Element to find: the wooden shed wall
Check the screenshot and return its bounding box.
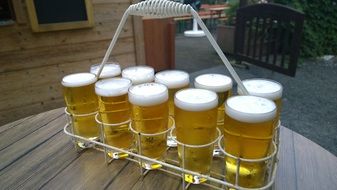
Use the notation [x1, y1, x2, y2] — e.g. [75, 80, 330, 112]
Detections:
[0, 0, 144, 125]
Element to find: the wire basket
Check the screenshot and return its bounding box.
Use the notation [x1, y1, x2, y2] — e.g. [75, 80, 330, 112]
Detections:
[63, 115, 279, 190]
[63, 0, 280, 189]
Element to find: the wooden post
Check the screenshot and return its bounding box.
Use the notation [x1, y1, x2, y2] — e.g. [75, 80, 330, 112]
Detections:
[143, 18, 175, 71]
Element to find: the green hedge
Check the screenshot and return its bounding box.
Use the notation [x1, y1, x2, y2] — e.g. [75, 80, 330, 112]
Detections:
[274, 0, 337, 58]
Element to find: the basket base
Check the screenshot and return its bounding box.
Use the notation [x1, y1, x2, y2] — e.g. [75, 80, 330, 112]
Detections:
[108, 152, 129, 159]
[167, 136, 178, 147]
[141, 161, 162, 170]
[184, 174, 207, 184]
[76, 137, 99, 150]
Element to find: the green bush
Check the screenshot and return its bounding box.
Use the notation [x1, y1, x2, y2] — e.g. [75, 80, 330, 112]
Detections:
[274, 0, 337, 58]
[225, 0, 240, 26]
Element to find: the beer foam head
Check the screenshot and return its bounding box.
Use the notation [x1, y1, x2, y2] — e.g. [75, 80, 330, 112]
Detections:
[122, 66, 154, 85]
[175, 89, 218, 111]
[95, 78, 131, 97]
[225, 96, 276, 123]
[155, 70, 190, 89]
[90, 63, 121, 79]
[62, 73, 97, 87]
[238, 78, 283, 100]
[194, 74, 233, 92]
[128, 83, 168, 106]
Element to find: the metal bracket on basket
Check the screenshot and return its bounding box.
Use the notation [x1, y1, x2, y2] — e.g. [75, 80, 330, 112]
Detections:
[95, 0, 249, 95]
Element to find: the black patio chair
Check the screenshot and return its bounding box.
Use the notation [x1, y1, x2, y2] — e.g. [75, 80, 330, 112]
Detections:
[234, 3, 304, 77]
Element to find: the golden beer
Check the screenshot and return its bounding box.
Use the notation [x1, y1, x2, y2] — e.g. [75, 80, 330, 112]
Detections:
[95, 78, 132, 158]
[238, 79, 283, 144]
[62, 73, 99, 148]
[174, 89, 218, 184]
[128, 83, 169, 169]
[224, 96, 276, 188]
[155, 70, 190, 147]
[90, 63, 121, 79]
[194, 74, 233, 135]
[122, 66, 154, 85]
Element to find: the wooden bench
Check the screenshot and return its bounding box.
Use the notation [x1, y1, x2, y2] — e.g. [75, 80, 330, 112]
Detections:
[173, 5, 228, 32]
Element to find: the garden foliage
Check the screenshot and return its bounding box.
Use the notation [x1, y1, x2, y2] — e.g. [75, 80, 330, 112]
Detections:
[274, 0, 337, 57]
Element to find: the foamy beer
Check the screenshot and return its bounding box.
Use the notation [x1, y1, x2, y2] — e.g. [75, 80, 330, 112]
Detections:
[128, 83, 169, 169]
[122, 66, 154, 85]
[62, 73, 99, 148]
[238, 78, 283, 121]
[90, 63, 121, 79]
[194, 74, 233, 135]
[224, 96, 276, 188]
[95, 78, 132, 159]
[238, 79, 283, 144]
[155, 70, 190, 116]
[175, 89, 218, 184]
[155, 70, 190, 147]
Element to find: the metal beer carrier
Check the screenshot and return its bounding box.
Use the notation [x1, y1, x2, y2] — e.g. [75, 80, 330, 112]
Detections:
[63, 0, 279, 189]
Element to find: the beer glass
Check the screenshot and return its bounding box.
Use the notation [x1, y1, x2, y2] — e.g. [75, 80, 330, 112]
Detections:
[62, 73, 99, 148]
[155, 70, 190, 147]
[95, 78, 132, 159]
[174, 89, 218, 184]
[90, 63, 121, 79]
[237, 78, 283, 142]
[194, 74, 232, 135]
[223, 95, 276, 188]
[122, 66, 154, 85]
[128, 83, 169, 169]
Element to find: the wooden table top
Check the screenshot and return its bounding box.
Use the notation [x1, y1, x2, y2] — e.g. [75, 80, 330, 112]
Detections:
[1, 107, 336, 190]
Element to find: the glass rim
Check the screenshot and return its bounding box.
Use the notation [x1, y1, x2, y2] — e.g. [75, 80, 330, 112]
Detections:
[194, 73, 233, 92]
[154, 70, 190, 89]
[95, 77, 132, 97]
[61, 72, 97, 88]
[238, 78, 283, 100]
[174, 88, 218, 112]
[128, 83, 169, 106]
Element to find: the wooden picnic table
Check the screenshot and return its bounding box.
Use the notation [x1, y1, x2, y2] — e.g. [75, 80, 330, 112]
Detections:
[1, 107, 336, 189]
[202, 4, 229, 29]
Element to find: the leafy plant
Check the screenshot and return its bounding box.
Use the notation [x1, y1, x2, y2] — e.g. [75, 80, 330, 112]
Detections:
[225, 0, 240, 26]
[274, 0, 337, 58]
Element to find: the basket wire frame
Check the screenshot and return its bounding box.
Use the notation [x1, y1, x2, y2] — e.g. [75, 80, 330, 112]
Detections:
[64, 109, 280, 190]
[128, 116, 174, 171]
[167, 116, 177, 147]
[95, 113, 132, 162]
[170, 127, 223, 186]
[95, 0, 249, 95]
[63, 0, 280, 189]
[64, 108, 99, 151]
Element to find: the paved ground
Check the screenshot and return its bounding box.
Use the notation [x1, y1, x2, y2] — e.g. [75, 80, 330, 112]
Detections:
[175, 34, 337, 156]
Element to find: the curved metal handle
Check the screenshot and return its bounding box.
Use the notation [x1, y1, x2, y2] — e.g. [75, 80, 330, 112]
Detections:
[96, 0, 249, 94]
[128, 0, 191, 17]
